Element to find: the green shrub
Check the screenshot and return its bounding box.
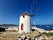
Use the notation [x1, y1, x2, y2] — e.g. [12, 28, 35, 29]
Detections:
[42, 32, 53, 37]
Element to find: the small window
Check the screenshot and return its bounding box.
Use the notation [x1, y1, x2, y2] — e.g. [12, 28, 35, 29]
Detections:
[23, 15, 25, 18]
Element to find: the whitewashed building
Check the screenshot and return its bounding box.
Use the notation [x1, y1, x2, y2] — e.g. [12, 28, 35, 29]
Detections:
[19, 12, 32, 33]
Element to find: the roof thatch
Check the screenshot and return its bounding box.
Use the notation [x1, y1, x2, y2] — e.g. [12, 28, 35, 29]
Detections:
[21, 12, 30, 16]
[21, 12, 34, 17]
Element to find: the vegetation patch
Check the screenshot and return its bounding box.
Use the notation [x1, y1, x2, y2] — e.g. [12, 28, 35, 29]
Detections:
[42, 32, 53, 37]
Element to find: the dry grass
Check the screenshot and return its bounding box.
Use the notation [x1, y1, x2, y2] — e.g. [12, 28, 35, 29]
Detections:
[0, 31, 39, 40]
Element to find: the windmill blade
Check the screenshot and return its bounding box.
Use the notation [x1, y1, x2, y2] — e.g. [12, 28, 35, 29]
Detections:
[34, 7, 40, 16]
[29, 14, 34, 16]
[29, 13, 40, 17]
[36, 7, 40, 13]
[34, 14, 39, 16]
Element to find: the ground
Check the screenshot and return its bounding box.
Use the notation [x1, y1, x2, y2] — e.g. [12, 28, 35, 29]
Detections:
[0, 31, 40, 40]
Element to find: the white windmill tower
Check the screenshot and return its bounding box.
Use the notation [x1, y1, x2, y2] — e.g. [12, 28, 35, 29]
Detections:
[19, 12, 34, 33]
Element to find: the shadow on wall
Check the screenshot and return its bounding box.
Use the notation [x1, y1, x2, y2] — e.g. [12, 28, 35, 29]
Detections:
[32, 29, 35, 31]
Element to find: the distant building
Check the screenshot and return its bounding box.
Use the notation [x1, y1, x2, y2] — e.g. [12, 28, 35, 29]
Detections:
[0, 24, 18, 32]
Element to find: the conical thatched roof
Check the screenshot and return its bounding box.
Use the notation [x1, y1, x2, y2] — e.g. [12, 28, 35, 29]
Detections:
[21, 12, 30, 16]
[21, 12, 34, 17]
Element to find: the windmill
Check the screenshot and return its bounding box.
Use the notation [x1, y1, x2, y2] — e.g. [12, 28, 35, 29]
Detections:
[19, 0, 40, 33]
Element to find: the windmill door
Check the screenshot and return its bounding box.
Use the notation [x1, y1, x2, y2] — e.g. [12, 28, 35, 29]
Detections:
[21, 24, 23, 30]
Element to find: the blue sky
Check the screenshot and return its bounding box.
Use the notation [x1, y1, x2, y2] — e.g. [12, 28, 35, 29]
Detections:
[0, 0, 53, 25]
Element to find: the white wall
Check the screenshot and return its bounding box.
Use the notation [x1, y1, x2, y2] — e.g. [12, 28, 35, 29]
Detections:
[19, 15, 31, 33]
